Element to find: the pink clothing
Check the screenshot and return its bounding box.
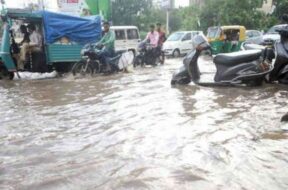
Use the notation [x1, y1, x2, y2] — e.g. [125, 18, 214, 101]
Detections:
[145, 31, 159, 47]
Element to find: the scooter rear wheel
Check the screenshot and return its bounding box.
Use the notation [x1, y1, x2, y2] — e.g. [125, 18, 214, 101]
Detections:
[72, 61, 94, 77]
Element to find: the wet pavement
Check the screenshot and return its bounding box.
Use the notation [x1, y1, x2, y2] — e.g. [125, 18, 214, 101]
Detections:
[0, 57, 288, 190]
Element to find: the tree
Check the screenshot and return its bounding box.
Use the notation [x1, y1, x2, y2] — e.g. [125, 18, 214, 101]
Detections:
[176, 6, 201, 31]
[199, 0, 266, 30]
[111, 0, 153, 26]
[274, 0, 288, 22]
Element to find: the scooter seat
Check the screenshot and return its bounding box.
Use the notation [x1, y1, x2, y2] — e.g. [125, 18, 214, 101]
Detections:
[214, 50, 262, 66]
[115, 50, 126, 55]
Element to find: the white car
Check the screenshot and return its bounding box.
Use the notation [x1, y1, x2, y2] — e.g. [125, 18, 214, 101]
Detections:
[110, 26, 141, 54]
[263, 24, 286, 45]
[163, 31, 203, 57]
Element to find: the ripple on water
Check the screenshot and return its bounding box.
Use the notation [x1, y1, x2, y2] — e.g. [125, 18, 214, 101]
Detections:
[0, 58, 288, 190]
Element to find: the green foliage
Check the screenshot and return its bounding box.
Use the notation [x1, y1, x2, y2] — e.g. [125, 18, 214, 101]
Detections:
[274, 0, 288, 20]
[111, 0, 287, 34]
[199, 0, 265, 31]
[111, 0, 153, 26]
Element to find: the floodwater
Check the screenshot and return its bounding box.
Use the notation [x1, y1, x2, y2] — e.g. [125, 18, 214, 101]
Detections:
[0, 57, 288, 190]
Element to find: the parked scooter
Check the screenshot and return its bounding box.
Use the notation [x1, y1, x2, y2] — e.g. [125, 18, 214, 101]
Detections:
[242, 25, 288, 84]
[72, 44, 133, 77]
[134, 40, 164, 67]
[266, 25, 288, 84]
[171, 34, 274, 86]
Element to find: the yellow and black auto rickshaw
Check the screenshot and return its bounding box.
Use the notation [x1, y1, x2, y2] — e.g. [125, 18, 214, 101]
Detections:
[207, 25, 246, 55]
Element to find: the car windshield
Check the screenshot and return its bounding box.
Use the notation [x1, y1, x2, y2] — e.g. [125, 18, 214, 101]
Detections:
[207, 27, 221, 38]
[267, 26, 279, 34]
[167, 32, 185, 41]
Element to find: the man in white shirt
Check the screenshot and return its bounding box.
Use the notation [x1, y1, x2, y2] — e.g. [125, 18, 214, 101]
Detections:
[20, 23, 42, 62]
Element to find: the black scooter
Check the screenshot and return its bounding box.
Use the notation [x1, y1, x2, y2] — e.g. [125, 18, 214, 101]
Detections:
[171, 34, 274, 87]
[134, 41, 163, 67]
[267, 25, 288, 84]
[242, 25, 288, 84]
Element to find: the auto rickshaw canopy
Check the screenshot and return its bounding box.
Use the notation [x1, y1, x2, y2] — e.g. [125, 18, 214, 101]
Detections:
[207, 25, 246, 41]
[220, 25, 246, 41]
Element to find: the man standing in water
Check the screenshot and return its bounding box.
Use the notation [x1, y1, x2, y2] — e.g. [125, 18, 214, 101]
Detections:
[156, 23, 166, 64]
[98, 21, 116, 72]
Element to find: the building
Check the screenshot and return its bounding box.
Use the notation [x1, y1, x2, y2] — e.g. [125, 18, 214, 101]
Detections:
[257, 0, 275, 14]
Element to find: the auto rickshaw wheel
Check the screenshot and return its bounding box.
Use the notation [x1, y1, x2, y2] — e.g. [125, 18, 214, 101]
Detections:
[0, 66, 14, 80]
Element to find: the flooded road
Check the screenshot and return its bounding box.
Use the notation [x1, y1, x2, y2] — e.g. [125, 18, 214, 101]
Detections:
[1, 57, 288, 190]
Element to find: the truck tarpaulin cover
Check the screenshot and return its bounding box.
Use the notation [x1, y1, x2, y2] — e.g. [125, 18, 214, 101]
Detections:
[41, 11, 102, 44]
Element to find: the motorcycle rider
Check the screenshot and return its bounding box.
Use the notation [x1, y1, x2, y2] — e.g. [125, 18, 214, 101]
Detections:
[144, 24, 159, 65]
[145, 24, 159, 48]
[97, 21, 116, 72]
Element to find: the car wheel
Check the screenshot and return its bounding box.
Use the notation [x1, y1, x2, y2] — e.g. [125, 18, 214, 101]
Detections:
[172, 49, 180, 58]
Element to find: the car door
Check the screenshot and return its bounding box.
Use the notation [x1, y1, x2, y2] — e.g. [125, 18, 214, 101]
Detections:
[126, 28, 140, 52]
[114, 29, 127, 51]
[253, 31, 263, 44]
[181, 32, 193, 54]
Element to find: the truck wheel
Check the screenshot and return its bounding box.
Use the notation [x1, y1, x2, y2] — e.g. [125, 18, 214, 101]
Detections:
[172, 49, 180, 58]
[0, 66, 14, 80]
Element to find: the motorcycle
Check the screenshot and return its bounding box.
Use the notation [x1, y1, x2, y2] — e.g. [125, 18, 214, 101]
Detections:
[171, 34, 274, 87]
[72, 43, 133, 77]
[134, 41, 164, 67]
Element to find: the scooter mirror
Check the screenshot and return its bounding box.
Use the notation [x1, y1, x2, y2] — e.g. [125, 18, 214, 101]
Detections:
[282, 14, 288, 23]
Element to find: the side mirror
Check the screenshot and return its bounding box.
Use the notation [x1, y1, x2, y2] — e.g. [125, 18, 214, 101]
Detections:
[282, 14, 288, 23]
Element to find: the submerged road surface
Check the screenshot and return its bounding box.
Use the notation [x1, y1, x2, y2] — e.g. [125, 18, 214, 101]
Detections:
[0, 57, 288, 190]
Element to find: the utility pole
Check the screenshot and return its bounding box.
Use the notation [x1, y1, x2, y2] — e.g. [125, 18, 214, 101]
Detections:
[166, 9, 169, 34]
[162, 0, 172, 34]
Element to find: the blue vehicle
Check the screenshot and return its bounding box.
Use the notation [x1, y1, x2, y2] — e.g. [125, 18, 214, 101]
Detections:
[0, 8, 102, 79]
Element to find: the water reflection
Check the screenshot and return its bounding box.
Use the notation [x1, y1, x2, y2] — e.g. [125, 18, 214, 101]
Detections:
[0, 58, 288, 190]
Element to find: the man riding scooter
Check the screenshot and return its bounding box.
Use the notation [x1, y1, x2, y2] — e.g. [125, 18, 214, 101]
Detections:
[97, 21, 116, 72]
[145, 24, 159, 48]
[144, 24, 161, 65]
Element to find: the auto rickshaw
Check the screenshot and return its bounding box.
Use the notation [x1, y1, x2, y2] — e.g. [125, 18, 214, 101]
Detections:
[0, 8, 102, 79]
[207, 25, 246, 55]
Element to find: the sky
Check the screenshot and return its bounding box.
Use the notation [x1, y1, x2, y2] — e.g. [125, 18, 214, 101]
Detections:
[6, 0, 58, 10]
[175, 0, 189, 8]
